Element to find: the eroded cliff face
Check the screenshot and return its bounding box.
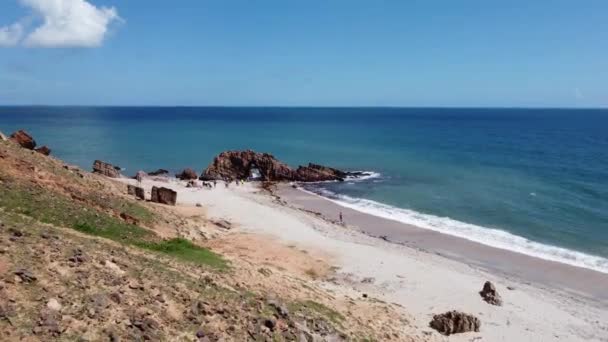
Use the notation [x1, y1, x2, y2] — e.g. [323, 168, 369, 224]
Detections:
[200, 150, 354, 182]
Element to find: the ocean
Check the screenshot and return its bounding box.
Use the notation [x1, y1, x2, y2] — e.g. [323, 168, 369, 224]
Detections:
[1, 106, 607, 273]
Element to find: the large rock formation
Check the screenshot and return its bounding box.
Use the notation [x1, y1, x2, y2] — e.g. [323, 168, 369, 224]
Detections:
[201, 150, 296, 181]
[200, 150, 362, 182]
[92, 160, 120, 178]
[151, 186, 177, 205]
[479, 281, 503, 306]
[177, 168, 198, 180]
[10, 130, 36, 149]
[429, 311, 481, 335]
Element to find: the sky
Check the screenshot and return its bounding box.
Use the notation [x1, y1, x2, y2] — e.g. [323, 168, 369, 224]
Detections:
[0, 0, 607, 107]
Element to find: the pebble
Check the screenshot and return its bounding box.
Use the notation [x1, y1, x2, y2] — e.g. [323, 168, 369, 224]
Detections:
[47, 298, 62, 311]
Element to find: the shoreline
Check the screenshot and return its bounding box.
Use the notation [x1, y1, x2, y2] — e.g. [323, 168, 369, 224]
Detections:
[278, 184, 608, 305]
[118, 177, 608, 340]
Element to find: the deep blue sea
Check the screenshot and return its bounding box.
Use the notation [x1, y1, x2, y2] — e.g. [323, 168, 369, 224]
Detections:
[1, 107, 607, 272]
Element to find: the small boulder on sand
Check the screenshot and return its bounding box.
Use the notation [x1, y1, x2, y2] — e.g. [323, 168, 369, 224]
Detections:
[479, 281, 503, 306]
[151, 186, 177, 205]
[135, 186, 145, 200]
[429, 310, 480, 335]
[177, 168, 198, 180]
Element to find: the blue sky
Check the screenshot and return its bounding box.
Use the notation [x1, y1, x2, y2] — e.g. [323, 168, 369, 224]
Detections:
[0, 0, 606, 107]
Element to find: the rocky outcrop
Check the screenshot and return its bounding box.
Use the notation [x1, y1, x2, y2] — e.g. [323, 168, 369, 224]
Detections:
[151, 186, 177, 205]
[92, 160, 120, 178]
[177, 168, 198, 180]
[35, 146, 51, 156]
[148, 169, 169, 177]
[480, 281, 502, 306]
[429, 311, 480, 335]
[10, 130, 36, 149]
[201, 150, 296, 181]
[201, 150, 362, 182]
[296, 163, 348, 182]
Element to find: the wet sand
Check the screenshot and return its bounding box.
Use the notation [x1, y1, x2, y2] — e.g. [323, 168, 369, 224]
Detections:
[277, 185, 608, 305]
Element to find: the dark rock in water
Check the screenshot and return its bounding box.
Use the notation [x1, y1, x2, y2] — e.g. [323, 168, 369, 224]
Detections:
[151, 186, 177, 205]
[296, 163, 348, 182]
[34, 146, 51, 156]
[177, 168, 198, 180]
[429, 310, 480, 335]
[479, 281, 503, 306]
[10, 130, 36, 149]
[93, 160, 120, 178]
[148, 169, 169, 176]
[201, 150, 361, 182]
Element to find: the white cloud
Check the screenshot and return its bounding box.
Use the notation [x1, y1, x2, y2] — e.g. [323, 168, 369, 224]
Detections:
[0, 0, 121, 48]
[0, 22, 24, 47]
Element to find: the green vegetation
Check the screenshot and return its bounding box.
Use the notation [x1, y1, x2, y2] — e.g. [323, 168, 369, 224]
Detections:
[0, 177, 226, 269]
[136, 238, 228, 270]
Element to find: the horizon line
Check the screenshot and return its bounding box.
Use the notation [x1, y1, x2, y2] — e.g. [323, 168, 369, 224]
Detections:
[0, 104, 607, 110]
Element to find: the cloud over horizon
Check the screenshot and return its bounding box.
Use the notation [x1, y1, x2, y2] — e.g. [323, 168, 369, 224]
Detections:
[0, 0, 120, 48]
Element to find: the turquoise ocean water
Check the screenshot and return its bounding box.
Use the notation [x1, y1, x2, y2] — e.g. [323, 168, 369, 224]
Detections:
[1, 107, 607, 272]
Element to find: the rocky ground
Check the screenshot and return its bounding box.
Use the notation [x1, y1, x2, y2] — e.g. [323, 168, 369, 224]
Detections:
[0, 137, 420, 341]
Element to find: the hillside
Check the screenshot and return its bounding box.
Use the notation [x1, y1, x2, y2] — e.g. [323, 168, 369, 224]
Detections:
[0, 135, 420, 341]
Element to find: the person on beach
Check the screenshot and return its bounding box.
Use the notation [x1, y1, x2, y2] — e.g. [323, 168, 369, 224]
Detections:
[213, 180, 217, 188]
[339, 211, 343, 223]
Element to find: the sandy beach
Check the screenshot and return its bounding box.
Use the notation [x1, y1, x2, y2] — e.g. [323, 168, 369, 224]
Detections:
[121, 178, 608, 341]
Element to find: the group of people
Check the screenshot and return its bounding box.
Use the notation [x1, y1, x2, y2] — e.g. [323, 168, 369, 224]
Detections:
[223, 178, 247, 188]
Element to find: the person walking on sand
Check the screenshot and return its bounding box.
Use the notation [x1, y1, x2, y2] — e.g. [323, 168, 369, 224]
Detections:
[339, 211, 343, 224]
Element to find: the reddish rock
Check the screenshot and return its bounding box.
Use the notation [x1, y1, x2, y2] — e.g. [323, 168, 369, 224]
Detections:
[429, 311, 480, 335]
[177, 168, 198, 180]
[201, 150, 297, 181]
[296, 163, 347, 182]
[201, 150, 359, 182]
[479, 281, 503, 306]
[151, 186, 177, 205]
[35, 146, 51, 156]
[10, 130, 36, 149]
[92, 160, 120, 178]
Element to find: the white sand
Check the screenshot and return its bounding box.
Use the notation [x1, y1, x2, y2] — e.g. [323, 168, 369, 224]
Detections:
[121, 178, 608, 341]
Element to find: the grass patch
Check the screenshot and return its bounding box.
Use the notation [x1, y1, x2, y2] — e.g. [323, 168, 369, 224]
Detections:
[0, 178, 226, 269]
[136, 238, 228, 270]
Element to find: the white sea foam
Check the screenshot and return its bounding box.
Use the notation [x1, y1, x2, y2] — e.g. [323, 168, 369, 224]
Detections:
[345, 171, 382, 181]
[301, 188, 608, 274]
